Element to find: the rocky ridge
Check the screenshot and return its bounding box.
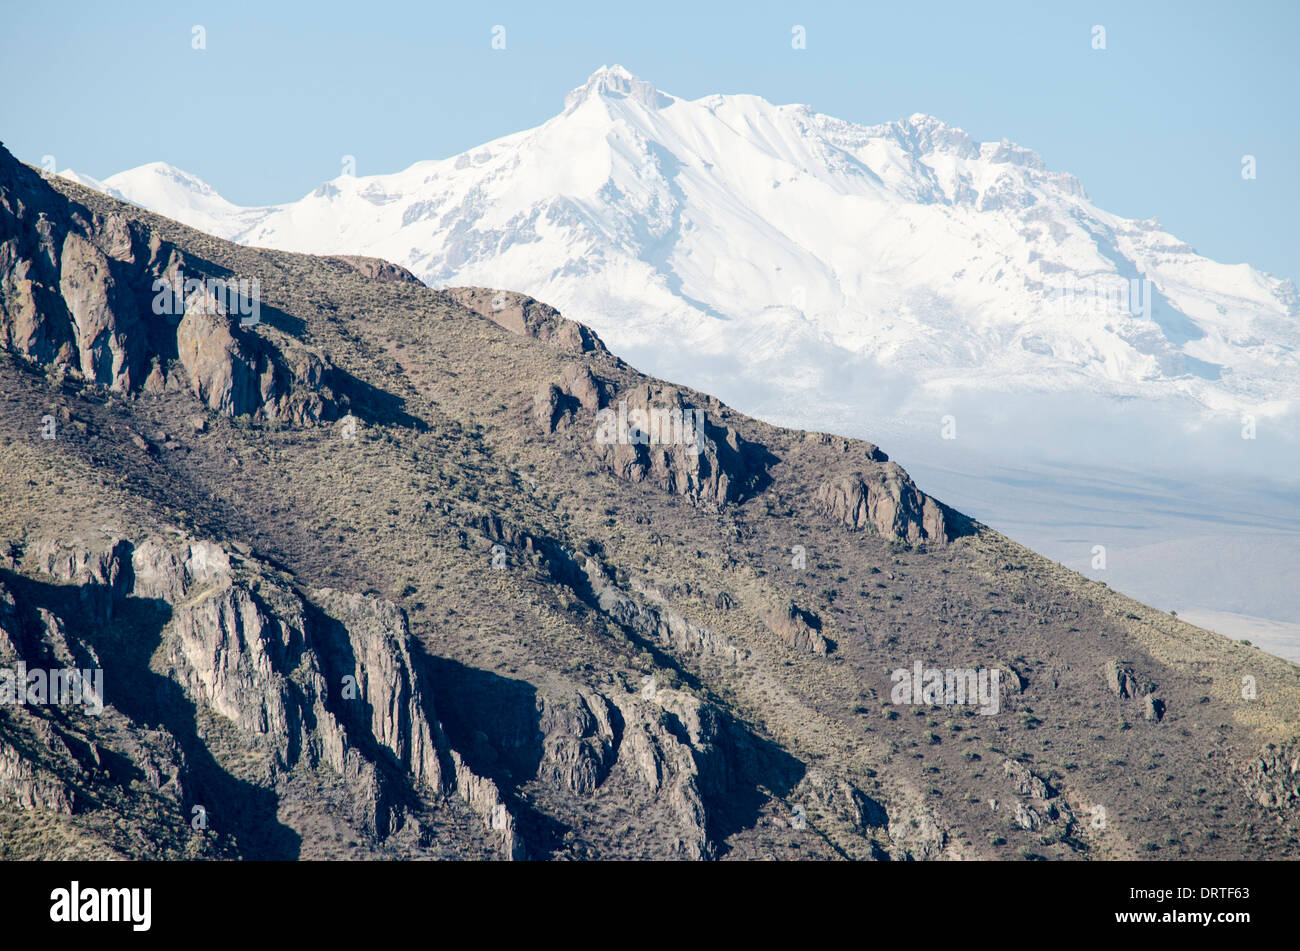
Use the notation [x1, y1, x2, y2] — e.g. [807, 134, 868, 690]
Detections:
[1, 142, 1297, 861]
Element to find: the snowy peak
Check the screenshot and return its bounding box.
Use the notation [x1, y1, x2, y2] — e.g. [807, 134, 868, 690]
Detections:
[54, 69, 1299, 421]
[104, 162, 230, 207]
[91, 162, 251, 237]
[57, 168, 123, 200]
[890, 113, 981, 160]
[564, 64, 672, 113]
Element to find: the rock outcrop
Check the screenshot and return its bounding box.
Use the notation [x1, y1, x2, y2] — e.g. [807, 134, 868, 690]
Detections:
[0, 736, 77, 814]
[1001, 759, 1074, 834]
[1003, 758, 1055, 800]
[593, 383, 768, 509]
[583, 558, 746, 664]
[887, 804, 948, 861]
[32, 535, 133, 625]
[449, 750, 526, 860]
[174, 296, 334, 422]
[536, 690, 618, 795]
[533, 364, 610, 433]
[17, 533, 528, 857]
[610, 688, 714, 859]
[443, 286, 606, 354]
[0, 153, 150, 393]
[0, 144, 339, 424]
[328, 255, 423, 285]
[762, 600, 828, 655]
[1143, 694, 1165, 722]
[1104, 659, 1142, 699]
[1235, 743, 1300, 812]
[814, 465, 951, 546]
[0, 573, 199, 846]
[1103, 659, 1164, 722]
[462, 508, 746, 664]
[312, 588, 447, 795]
[132, 537, 435, 837]
[794, 769, 888, 833]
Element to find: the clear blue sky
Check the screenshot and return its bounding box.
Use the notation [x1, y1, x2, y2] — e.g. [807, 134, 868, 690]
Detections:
[2, 0, 1296, 283]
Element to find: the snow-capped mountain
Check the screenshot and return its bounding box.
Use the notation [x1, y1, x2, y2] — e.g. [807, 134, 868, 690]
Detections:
[63, 65, 1298, 427]
[53, 66, 1300, 637]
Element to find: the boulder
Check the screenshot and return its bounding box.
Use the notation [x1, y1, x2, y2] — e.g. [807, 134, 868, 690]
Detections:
[763, 600, 827, 655]
[814, 465, 950, 545]
[1104, 659, 1143, 699]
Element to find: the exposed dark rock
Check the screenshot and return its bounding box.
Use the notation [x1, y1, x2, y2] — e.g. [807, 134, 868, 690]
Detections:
[1235, 743, 1300, 811]
[1143, 693, 1165, 722]
[763, 600, 827, 655]
[1003, 759, 1054, 800]
[443, 285, 607, 354]
[593, 382, 770, 509]
[0, 144, 340, 425]
[795, 769, 888, 832]
[19, 533, 525, 858]
[1104, 659, 1151, 700]
[328, 255, 423, 285]
[814, 466, 951, 545]
[533, 365, 610, 434]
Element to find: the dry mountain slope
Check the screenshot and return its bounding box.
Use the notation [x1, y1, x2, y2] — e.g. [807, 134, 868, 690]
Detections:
[1, 142, 1297, 860]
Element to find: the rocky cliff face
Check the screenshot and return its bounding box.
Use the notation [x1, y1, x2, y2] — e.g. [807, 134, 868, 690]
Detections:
[9, 528, 814, 860]
[511, 316, 954, 541]
[591, 382, 768, 510]
[2, 532, 527, 857]
[0, 570, 197, 854]
[814, 468, 951, 546]
[440, 279, 956, 543]
[0, 144, 337, 424]
[533, 364, 610, 434]
[0, 171, 150, 392]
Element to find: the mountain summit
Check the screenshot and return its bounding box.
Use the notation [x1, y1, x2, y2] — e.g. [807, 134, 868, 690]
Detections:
[63, 68, 1297, 427]
[564, 64, 672, 112]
